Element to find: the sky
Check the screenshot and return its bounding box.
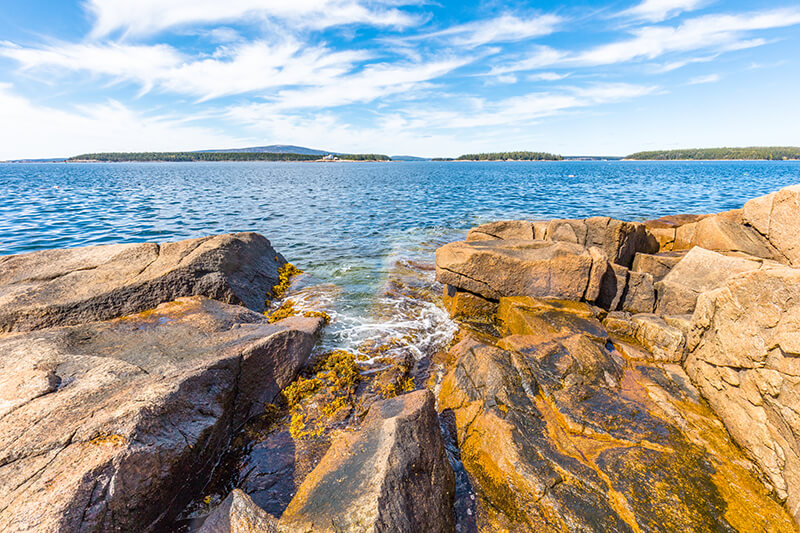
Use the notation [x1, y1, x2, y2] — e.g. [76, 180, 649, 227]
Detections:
[0, 0, 798, 159]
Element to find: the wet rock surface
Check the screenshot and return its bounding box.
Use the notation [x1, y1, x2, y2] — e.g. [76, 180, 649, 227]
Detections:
[438, 296, 797, 532]
[0, 296, 322, 532]
[0, 232, 285, 333]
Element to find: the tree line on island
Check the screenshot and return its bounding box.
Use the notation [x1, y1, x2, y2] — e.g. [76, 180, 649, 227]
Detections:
[433, 151, 563, 161]
[61, 146, 800, 163]
[625, 147, 800, 160]
[67, 152, 391, 162]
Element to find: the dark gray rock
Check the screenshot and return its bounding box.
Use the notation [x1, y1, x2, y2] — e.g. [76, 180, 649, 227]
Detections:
[0, 232, 285, 333]
[0, 297, 322, 532]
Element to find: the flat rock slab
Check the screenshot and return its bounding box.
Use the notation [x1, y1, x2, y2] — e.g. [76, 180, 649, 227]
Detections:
[436, 239, 594, 301]
[0, 232, 285, 333]
[278, 390, 455, 533]
[0, 297, 322, 533]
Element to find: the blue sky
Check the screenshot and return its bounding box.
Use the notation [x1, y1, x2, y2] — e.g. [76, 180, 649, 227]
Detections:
[0, 0, 799, 158]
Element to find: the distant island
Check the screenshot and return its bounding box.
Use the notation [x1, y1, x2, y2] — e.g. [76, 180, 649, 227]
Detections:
[625, 146, 800, 160]
[433, 151, 563, 161]
[68, 152, 390, 162]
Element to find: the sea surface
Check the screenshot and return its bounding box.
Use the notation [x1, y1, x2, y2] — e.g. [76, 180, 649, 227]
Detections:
[2, 160, 799, 359]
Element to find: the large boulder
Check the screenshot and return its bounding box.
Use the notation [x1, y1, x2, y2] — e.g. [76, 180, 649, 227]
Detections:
[199, 489, 278, 533]
[277, 390, 455, 533]
[685, 266, 800, 521]
[673, 214, 778, 259]
[0, 297, 323, 532]
[0, 233, 285, 333]
[542, 217, 658, 267]
[743, 184, 800, 266]
[436, 239, 595, 301]
[654, 246, 769, 315]
[438, 299, 795, 532]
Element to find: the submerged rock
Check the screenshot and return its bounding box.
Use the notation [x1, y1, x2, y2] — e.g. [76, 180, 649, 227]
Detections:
[686, 265, 800, 521]
[0, 297, 323, 532]
[0, 232, 285, 333]
[277, 390, 455, 533]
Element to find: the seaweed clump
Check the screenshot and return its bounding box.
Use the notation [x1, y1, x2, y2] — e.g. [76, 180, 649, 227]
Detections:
[271, 263, 303, 299]
[285, 350, 362, 440]
[266, 300, 332, 324]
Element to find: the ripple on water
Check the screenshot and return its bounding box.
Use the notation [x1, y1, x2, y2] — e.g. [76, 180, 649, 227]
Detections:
[2, 160, 799, 361]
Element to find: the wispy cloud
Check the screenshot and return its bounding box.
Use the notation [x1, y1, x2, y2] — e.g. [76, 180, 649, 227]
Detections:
[417, 13, 563, 48]
[0, 39, 370, 101]
[688, 73, 720, 84]
[491, 7, 800, 74]
[85, 0, 422, 37]
[619, 0, 707, 22]
[231, 56, 471, 113]
[0, 84, 246, 159]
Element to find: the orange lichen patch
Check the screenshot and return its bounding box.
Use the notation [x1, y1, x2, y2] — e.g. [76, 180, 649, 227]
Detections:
[89, 434, 126, 446]
[533, 394, 642, 533]
[117, 298, 198, 325]
[625, 365, 798, 531]
[271, 263, 303, 299]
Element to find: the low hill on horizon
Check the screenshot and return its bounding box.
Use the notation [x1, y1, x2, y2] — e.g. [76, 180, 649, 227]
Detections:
[196, 144, 330, 156]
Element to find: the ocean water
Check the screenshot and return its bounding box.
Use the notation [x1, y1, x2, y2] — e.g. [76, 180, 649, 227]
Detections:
[2, 160, 799, 359]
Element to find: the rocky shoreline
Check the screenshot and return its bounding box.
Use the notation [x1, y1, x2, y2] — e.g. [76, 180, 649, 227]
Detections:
[0, 185, 798, 531]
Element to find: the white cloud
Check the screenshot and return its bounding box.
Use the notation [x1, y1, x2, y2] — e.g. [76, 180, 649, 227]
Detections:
[0, 39, 369, 101]
[0, 84, 247, 160]
[490, 46, 568, 75]
[85, 0, 421, 37]
[218, 83, 656, 157]
[0, 42, 182, 93]
[688, 73, 720, 84]
[227, 56, 470, 115]
[527, 72, 570, 81]
[620, 0, 707, 22]
[419, 13, 562, 48]
[491, 7, 800, 74]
